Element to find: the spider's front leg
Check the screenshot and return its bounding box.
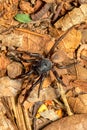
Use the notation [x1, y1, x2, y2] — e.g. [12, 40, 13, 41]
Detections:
[7, 49, 43, 62]
[55, 61, 78, 69]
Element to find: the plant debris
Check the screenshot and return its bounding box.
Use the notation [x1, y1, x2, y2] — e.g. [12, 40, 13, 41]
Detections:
[0, 0, 87, 130]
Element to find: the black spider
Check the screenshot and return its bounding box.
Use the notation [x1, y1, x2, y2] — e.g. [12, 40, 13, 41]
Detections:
[6, 27, 76, 102]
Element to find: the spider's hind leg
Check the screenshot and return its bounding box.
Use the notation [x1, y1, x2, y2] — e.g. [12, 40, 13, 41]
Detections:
[22, 75, 44, 103]
[52, 68, 66, 87]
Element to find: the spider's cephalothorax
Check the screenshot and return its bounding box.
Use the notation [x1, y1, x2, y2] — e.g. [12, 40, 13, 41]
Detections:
[32, 58, 53, 75]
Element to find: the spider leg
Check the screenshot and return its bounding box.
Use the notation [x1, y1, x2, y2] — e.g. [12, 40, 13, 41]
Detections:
[18, 70, 34, 78]
[8, 49, 43, 58]
[38, 74, 45, 97]
[7, 53, 39, 63]
[22, 75, 43, 103]
[47, 26, 73, 57]
[52, 68, 66, 86]
[55, 61, 78, 69]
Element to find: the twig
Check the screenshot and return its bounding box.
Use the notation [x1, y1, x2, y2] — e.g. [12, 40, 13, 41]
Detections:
[15, 28, 47, 38]
[52, 2, 63, 23]
[57, 83, 73, 116]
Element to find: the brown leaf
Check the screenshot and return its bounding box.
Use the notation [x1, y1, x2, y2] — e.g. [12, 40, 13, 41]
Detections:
[0, 53, 10, 70]
[0, 33, 24, 47]
[16, 30, 51, 54]
[71, 80, 87, 93]
[76, 64, 87, 80]
[19, 0, 42, 14]
[68, 94, 87, 114]
[0, 76, 22, 97]
[42, 114, 87, 130]
[27, 86, 57, 103]
[55, 4, 87, 31]
[58, 28, 81, 58]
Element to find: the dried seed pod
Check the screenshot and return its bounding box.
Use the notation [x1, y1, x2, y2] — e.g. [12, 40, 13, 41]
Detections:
[7, 61, 23, 79]
[55, 4, 87, 31]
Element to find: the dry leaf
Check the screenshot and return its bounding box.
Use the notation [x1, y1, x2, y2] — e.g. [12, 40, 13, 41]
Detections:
[55, 4, 87, 31]
[68, 94, 87, 114]
[3, 0, 18, 20]
[19, 0, 34, 14]
[0, 33, 24, 47]
[42, 0, 55, 2]
[0, 53, 10, 70]
[42, 114, 87, 130]
[19, 0, 42, 14]
[0, 76, 22, 97]
[76, 64, 87, 80]
[27, 86, 57, 103]
[71, 80, 87, 93]
[40, 109, 59, 121]
[81, 29, 87, 44]
[16, 30, 50, 54]
[58, 28, 81, 58]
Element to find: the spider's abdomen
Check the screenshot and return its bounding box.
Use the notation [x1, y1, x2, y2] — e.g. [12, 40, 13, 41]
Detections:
[33, 58, 52, 75]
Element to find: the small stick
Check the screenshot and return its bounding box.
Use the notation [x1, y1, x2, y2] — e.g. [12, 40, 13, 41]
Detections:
[52, 2, 63, 23]
[15, 28, 46, 38]
[57, 83, 73, 116]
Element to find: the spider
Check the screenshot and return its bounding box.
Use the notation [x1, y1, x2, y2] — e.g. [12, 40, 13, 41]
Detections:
[6, 27, 76, 102]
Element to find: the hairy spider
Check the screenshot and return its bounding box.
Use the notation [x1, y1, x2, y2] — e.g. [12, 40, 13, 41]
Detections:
[6, 27, 76, 102]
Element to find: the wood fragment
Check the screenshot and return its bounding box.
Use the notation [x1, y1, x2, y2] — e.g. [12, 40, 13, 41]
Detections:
[15, 28, 47, 38]
[57, 83, 73, 116]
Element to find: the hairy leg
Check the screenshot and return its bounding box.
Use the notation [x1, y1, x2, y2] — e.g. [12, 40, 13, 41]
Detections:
[52, 68, 66, 86]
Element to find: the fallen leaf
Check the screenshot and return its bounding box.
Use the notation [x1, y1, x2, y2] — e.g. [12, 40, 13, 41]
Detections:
[19, 0, 42, 14]
[27, 86, 58, 103]
[68, 94, 87, 114]
[76, 64, 87, 80]
[0, 33, 24, 47]
[0, 76, 22, 97]
[0, 53, 10, 70]
[55, 4, 87, 31]
[40, 109, 59, 121]
[58, 28, 81, 58]
[42, 114, 87, 130]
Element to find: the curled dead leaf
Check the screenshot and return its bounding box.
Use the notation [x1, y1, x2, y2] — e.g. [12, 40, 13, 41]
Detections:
[68, 94, 87, 114]
[42, 114, 87, 130]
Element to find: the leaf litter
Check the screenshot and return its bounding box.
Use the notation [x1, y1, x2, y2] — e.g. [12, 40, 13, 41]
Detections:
[0, 0, 87, 130]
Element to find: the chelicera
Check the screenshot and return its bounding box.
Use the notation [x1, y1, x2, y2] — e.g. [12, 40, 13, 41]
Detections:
[6, 27, 76, 102]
